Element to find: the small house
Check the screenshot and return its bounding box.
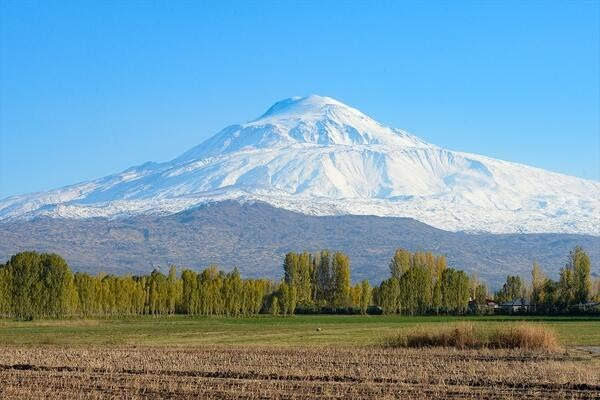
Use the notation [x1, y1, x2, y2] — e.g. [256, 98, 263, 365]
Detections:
[499, 299, 531, 313]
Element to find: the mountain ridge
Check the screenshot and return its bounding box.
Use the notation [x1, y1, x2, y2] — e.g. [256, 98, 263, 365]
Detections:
[1, 200, 598, 287]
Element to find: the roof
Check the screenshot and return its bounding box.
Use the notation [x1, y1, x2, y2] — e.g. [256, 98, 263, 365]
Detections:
[499, 299, 530, 307]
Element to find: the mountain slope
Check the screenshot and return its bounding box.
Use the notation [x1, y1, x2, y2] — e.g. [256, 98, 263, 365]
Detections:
[1, 95, 598, 234]
[1, 201, 598, 286]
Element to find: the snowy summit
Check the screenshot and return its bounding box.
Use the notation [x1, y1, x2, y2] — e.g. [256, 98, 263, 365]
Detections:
[1, 95, 599, 235]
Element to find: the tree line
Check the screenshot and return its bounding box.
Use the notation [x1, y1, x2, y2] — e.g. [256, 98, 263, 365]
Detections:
[495, 246, 599, 313]
[372, 249, 484, 315]
[0, 246, 597, 319]
[280, 251, 372, 314]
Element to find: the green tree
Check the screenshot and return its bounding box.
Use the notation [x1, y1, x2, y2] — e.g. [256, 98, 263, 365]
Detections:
[283, 252, 313, 306]
[541, 279, 559, 312]
[473, 283, 488, 314]
[181, 269, 199, 315]
[279, 282, 297, 315]
[400, 265, 432, 315]
[431, 279, 442, 314]
[441, 268, 470, 314]
[558, 267, 575, 308]
[270, 296, 280, 315]
[331, 252, 351, 308]
[167, 265, 181, 314]
[531, 262, 547, 308]
[223, 268, 243, 316]
[5, 252, 77, 319]
[296, 252, 313, 305]
[199, 266, 224, 315]
[389, 249, 411, 280]
[592, 277, 600, 302]
[0, 263, 12, 316]
[314, 251, 331, 305]
[495, 275, 524, 304]
[283, 253, 299, 286]
[568, 246, 592, 304]
[359, 280, 372, 315]
[376, 278, 400, 314]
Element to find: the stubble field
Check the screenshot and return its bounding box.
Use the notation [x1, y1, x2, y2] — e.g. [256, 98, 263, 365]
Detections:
[1, 315, 599, 399]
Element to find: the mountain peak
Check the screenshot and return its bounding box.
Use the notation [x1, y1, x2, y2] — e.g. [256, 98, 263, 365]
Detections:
[257, 95, 351, 120]
[175, 95, 429, 162]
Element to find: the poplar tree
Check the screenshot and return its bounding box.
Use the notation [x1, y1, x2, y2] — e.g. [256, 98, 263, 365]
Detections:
[224, 268, 243, 316]
[441, 268, 470, 313]
[376, 278, 400, 314]
[569, 246, 591, 304]
[0, 265, 12, 316]
[4, 252, 78, 319]
[270, 296, 280, 315]
[283, 253, 299, 286]
[541, 279, 559, 311]
[279, 282, 297, 315]
[389, 249, 411, 280]
[473, 283, 488, 314]
[359, 280, 372, 315]
[331, 252, 350, 308]
[431, 279, 442, 314]
[495, 276, 524, 303]
[314, 251, 331, 305]
[531, 262, 547, 307]
[350, 284, 361, 308]
[400, 265, 432, 314]
[296, 252, 313, 305]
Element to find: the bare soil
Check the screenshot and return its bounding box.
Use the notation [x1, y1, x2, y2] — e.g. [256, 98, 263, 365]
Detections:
[0, 345, 599, 399]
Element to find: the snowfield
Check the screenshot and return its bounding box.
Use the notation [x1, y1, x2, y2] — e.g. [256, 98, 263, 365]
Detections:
[1, 95, 599, 235]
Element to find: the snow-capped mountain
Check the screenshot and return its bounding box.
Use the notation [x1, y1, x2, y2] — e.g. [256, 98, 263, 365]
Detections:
[1, 95, 599, 235]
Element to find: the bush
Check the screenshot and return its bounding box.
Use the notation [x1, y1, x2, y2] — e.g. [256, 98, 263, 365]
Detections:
[385, 323, 483, 349]
[489, 324, 560, 351]
[384, 323, 561, 352]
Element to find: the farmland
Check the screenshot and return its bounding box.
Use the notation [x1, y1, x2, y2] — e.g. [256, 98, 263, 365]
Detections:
[0, 315, 600, 347]
[1, 315, 599, 399]
[2, 345, 599, 399]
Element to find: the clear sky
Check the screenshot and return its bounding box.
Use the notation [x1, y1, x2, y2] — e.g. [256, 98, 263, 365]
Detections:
[1, 1, 598, 198]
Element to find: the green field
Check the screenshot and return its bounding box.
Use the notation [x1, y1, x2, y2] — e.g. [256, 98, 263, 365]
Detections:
[1, 315, 599, 347]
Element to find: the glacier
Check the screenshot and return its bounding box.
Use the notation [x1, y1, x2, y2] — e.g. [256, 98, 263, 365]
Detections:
[1, 95, 599, 235]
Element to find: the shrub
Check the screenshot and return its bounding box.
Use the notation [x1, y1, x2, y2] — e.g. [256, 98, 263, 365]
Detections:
[385, 323, 561, 352]
[489, 324, 560, 351]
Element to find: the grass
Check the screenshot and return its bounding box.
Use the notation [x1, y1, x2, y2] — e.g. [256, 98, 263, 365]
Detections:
[385, 322, 562, 351]
[0, 314, 598, 347]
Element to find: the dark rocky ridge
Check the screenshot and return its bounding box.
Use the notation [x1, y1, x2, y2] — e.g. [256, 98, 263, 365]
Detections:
[0, 201, 597, 287]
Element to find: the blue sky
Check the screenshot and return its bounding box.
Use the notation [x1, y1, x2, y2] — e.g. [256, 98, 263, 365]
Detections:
[1, 1, 598, 198]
